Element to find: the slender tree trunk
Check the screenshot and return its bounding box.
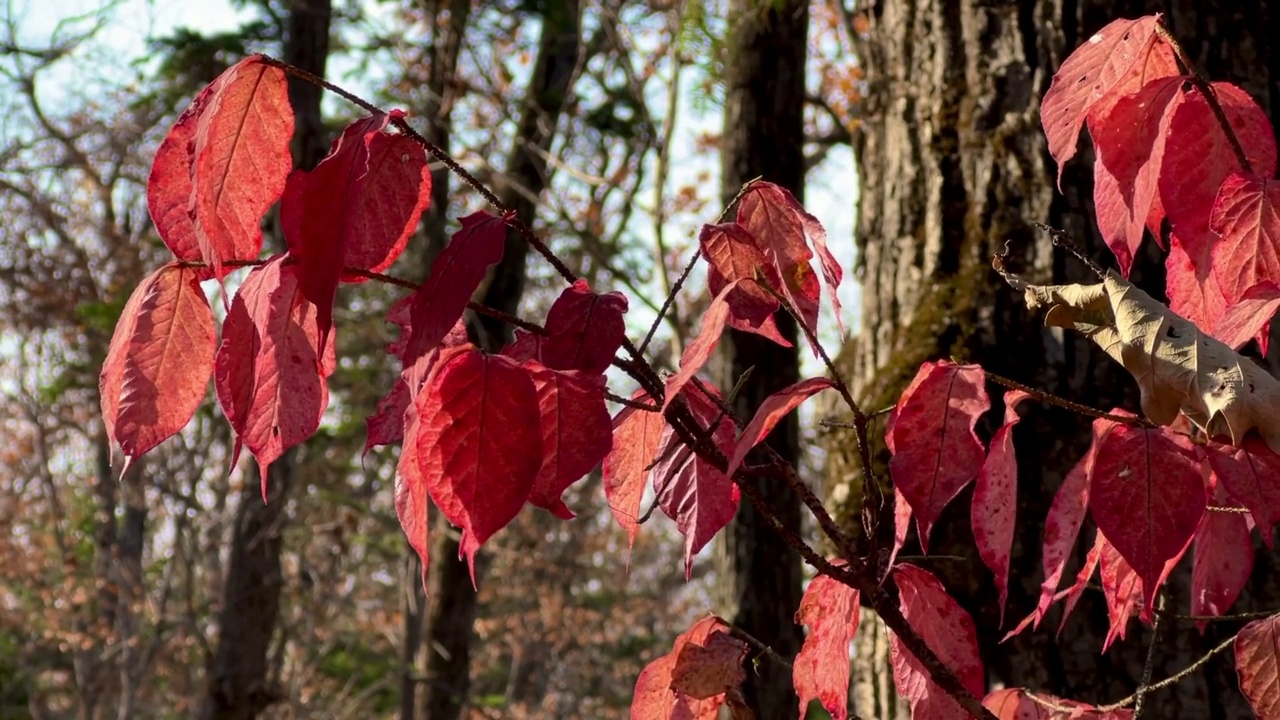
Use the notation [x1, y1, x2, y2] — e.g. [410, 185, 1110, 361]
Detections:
[824, 1, 1279, 717]
[419, 3, 583, 717]
[201, 2, 331, 718]
[713, 1, 807, 717]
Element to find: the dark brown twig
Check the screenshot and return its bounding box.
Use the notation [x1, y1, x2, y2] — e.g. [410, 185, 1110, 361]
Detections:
[1154, 23, 1253, 175]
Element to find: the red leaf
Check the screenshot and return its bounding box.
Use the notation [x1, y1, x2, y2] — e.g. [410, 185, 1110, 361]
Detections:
[525, 366, 613, 519]
[1236, 614, 1280, 720]
[698, 222, 790, 347]
[1097, 533, 1144, 650]
[631, 617, 743, 720]
[282, 111, 431, 341]
[1205, 436, 1280, 547]
[1161, 83, 1277, 262]
[392, 345, 468, 590]
[726, 377, 835, 477]
[1165, 234, 1230, 334]
[1211, 173, 1280, 303]
[793, 561, 859, 720]
[1091, 75, 1186, 275]
[984, 688, 1133, 719]
[365, 316, 468, 452]
[1209, 282, 1280, 352]
[148, 96, 208, 267]
[890, 564, 985, 720]
[1191, 479, 1254, 629]
[413, 348, 542, 584]
[214, 256, 335, 495]
[100, 264, 215, 468]
[536, 279, 629, 375]
[652, 385, 738, 578]
[158, 56, 294, 282]
[1056, 532, 1104, 638]
[888, 485, 912, 577]
[744, 185, 845, 336]
[671, 624, 748, 700]
[1089, 423, 1205, 615]
[1040, 15, 1171, 184]
[737, 183, 823, 342]
[402, 211, 506, 366]
[886, 360, 990, 552]
[1160, 82, 1277, 326]
[972, 389, 1031, 627]
[663, 280, 740, 411]
[1036, 418, 1116, 628]
[603, 390, 665, 556]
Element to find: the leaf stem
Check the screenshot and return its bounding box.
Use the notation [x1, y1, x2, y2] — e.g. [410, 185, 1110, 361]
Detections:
[1154, 22, 1253, 176]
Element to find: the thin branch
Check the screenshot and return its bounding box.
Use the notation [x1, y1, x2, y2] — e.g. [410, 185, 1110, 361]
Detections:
[1096, 633, 1238, 712]
[1133, 594, 1166, 719]
[982, 368, 1154, 427]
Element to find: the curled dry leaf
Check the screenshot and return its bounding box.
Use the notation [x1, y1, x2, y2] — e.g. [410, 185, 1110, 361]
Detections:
[1023, 271, 1280, 453]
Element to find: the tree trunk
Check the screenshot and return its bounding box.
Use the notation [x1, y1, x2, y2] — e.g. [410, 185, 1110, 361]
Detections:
[419, 3, 583, 717]
[202, 2, 331, 718]
[713, 1, 807, 718]
[824, 1, 1279, 717]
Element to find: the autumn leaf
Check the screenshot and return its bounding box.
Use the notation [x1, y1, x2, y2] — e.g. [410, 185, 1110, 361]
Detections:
[100, 264, 216, 469]
[984, 688, 1134, 719]
[1091, 75, 1186, 275]
[1034, 418, 1114, 630]
[651, 384, 738, 579]
[1205, 436, 1280, 547]
[1097, 534, 1144, 651]
[1040, 15, 1171, 185]
[402, 211, 506, 367]
[1209, 282, 1280, 353]
[151, 56, 294, 283]
[631, 616, 745, 720]
[281, 111, 431, 342]
[1191, 479, 1254, 629]
[793, 561, 859, 720]
[525, 366, 613, 519]
[512, 279, 629, 375]
[603, 390, 665, 556]
[1023, 271, 1280, 453]
[698, 222, 790, 346]
[737, 183, 823, 342]
[1089, 422, 1205, 616]
[726, 377, 835, 477]
[670, 623, 747, 700]
[214, 256, 335, 496]
[972, 389, 1031, 627]
[890, 564, 985, 720]
[663, 280, 741, 411]
[1160, 82, 1276, 332]
[886, 360, 990, 552]
[1209, 173, 1280, 304]
[1236, 613, 1280, 719]
[412, 348, 542, 584]
[365, 315, 468, 452]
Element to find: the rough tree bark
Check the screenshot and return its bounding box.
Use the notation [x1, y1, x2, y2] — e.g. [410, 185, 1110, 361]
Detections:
[712, 1, 807, 717]
[201, 2, 331, 718]
[823, 1, 1279, 717]
[418, 2, 583, 717]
